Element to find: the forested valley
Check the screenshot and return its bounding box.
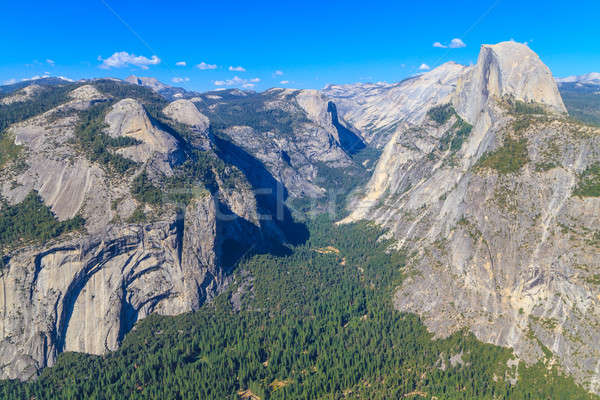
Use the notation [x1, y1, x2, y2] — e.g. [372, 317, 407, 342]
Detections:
[0, 217, 594, 400]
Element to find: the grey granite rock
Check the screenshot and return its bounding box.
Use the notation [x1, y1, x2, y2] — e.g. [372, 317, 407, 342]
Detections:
[341, 41, 600, 392]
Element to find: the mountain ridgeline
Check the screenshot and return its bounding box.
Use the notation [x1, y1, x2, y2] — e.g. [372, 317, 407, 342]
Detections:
[0, 41, 600, 398]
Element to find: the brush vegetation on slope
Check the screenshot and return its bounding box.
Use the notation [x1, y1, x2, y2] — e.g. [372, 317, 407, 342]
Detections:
[439, 117, 473, 154]
[428, 104, 473, 158]
[0, 191, 84, 252]
[427, 103, 455, 125]
[573, 163, 600, 197]
[0, 217, 594, 399]
[475, 137, 529, 174]
[131, 171, 163, 206]
[511, 99, 547, 115]
[0, 132, 22, 169]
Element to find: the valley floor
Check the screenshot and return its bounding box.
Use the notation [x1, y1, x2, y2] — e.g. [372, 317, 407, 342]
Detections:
[0, 217, 595, 399]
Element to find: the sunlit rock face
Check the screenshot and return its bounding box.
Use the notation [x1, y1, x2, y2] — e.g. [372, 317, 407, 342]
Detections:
[455, 41, 566, 123]
[323, 62, 468, 147]
[341, 41, 600, 393]
[0, 85, 265, 381]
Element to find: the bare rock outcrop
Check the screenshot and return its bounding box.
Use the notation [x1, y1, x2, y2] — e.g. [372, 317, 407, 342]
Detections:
[162, 99, 211, 150]
[0, 192, 246, 380]
[455, 41, 567, 123]
[105, 98, 181, 171]
[163, 99, 210, 132]
[341, 42, 600, 392]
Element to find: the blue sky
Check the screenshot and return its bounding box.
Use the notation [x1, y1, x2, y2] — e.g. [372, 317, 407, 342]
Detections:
[1, 0, 599, 91]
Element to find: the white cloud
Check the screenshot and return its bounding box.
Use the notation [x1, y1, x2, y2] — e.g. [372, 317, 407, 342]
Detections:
[274, 70, 284, 76]
[3, 78, 17, 85]
[433, 38, 466, 49]
[176, 61, 187, 66]
[418, 64, 430, 71]
[172, 77, 190, 83]
[280, 80, 289, 84]
[214, 76, 260, 87]
[46, 59, 55, 66]
[448, 38, 466, 48]
[228, 66, 246, 72]
[98, 51, 161, 69]
[197, 62, 217, 70]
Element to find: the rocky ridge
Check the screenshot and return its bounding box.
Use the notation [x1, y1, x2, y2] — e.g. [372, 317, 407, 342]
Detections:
[341, 41, 600, 392]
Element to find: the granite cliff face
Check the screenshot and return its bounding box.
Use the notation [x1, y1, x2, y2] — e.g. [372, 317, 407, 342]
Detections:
[0, 82, 267, 380]
[0, 198, 223, 380]
[342, 41, 600, 392]
[455, 42, 567, 123]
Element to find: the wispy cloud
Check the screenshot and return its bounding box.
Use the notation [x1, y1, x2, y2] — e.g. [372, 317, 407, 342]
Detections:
[3, 78, 17, 85]
[214, 76, 260, 87]
[274, 70, 284, 76]
[98, 51, 160, 69]
[175, 61, 187, 66]
[433, 38, 466, 49]
[280, 80, 289, 84]
[229, 66, 246, 72]
[172, 77, 190, 83]
[46, 59, 55, 66]
[418, 63, 430, 71]
[197, 62, 217, 70]
[214, 76, 243, 86]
